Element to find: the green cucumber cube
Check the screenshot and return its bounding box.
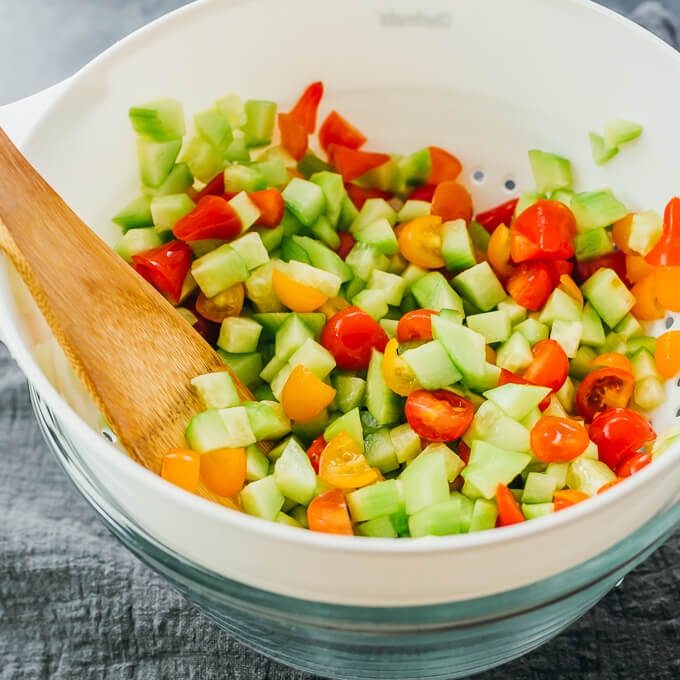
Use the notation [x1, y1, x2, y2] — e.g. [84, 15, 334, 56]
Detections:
[287, 338, 336, 380]
[401, 264, 428, 291]
[515, 318, 549, 346]
[217, 406, 257, 447]
[224, 136, 251, 163]
[550, 189, 575, 206]
[379, 319, 399, 338]
[255, 225, 284, 253]
[570, 190, 627, 231]
[421, 442, 465, 482]
[230, 232, 269, 270]
[290, 409, 330, 441]
[514, 191, 545, 218]
[217, 351, 263, 388]
[216, 93, 246, 128]
[556, 376, 576, 412]
[566, 459, 616, 496]
[463, 400, 531, 453]
[539, 287, 582, 325]
[182, 136, 224, 183]
[224, 163, 266, 193]
[397, 148, 432, 190]
[580, 302, 606, 346]
[401, 450, 449, 515]
[604, 118, 643, 149]
[631, 349, 662, 381]
[634, 375, 666, 410]
[497, 298, 528, 325]
[483, 383, 551, 421]
[357, 156, 402, 193]
[464, 362, 502, 393]
[349, 198, 397, 234]
[282, 178, 325, 227]
[309, 215, 341, 250]
[112, 195, 153, 231]
[469, 498, 498, 532]
[324, 407, 364, 452]
[142, 163, 194, 198]
[366, 349, 402, 425]
[346, 245, 392, 285]
[496, 331, 533, 373]
[281, 235, 311, 264]
[195, 108, 233, 150]
[245, 444, 270, 482]
[544, 462, 569, 489]
[521, 408, 542, 430]
[260, 355, 287, 384]
[191, 371, 240, 409]
[241, 99, 277, 147]
[137, 137, 182, 187]
[114, 228, 162, 263]
[365, 428, 400, 473]
[352, 289, 388, 320]
[397, 200, 430, 222]
[521, 472, 558, 504]
[569, 345, 597, 380]
[412, 272, 464, 313]
[581, 268, 635, 328]
[357, 516, 398, 538]
[240, 476, 284, 520]
[290, 504, 310, 528]
[129, 98, 185, 141]
[275, 512, 303, 528]
[338, 194, 359, 230]
[293, 235, 353, 282]
[432, 315, 486, 384]
[253, 159, 289, 187]
[626, 336, 657, 357]
[528, 149, 572, 193]
[461, 440, 531, 499]
[355, 218, 399, 255]
[347, 480, 401, 522]
[550, 320, 583, 357]
[573, 227, 614, 261]
[466, 310, 512, 344]
[298, 150, 333, 178]
[191, 244, 249, 298]
[522, 502, 555, 520]
[334, 375, 367, 413]
[367, 270, 407, 306]
[401, 340, 462, 389]
[185, 409, 231, 453]
[604, 331, 628, 354]
[150, 193, 195, 233]
[614, 313, 643, 340]
[275, 313, 313, 361]
[441, 219, 476, 272]
[408, 494, 473, 537]
[310, 171, 347, 227]
[390, 422, 422, 464]
[273, 437, 317, 505]
[243, 400, 291, 441]
[452, 262, 506, 311]
[287, 260, 342, 297]
[589, 132, 619, 166]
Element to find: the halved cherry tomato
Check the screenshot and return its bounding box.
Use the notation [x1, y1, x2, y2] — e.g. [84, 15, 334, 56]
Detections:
[506, 261, 553, 311]
[335, 231, 356, 259]
[530, 416, 589, 462]
[397, 309, 437, 342]
[321, 306, 389, 370]
[625, 254, 655, 284]
[510, 199, 575, 263]
[345, 183, 392, 210]
[132, 240, 192, 304]
[272, 268, 328, 312]
[499, 369, 551, 411]
[523, 339, 569, 392]
[200, 447, 247, 497]
[318, 111, 367, 152]
[616, 450, 652, 478]
[558, 274, 583, 305]
[576, 368, 634, 422]
[319, 431, 379, 488]
[249, 189, 285, 227]
[161, 448, 200, 493]
[397, 215, 446, 269]
[487, 224, 515, 280]
[194, 283, 245, 323]
[457, 440, 471, 464]
[654, 266, 680, 312]
[306, 434, 326, 474]
[597, 478, 625, 493]
[645, 196, 680, 266]
[475, 198, 519, 234]
[281, 365, 336, 422]
[553, 489, 589, 512]
[431, 181, 474, 222]
[546, 259, 574, 287]
[307, 488, 354, 535]
[590, 352, 633, 375]
[496, 484, 525, 526]
[427, 146, 462, 184]
[631, 274, 664, 320]
[405, 390, 473, 441]
[611, 213, 636, 254]
[327, 144, 390, 182]
[173, 195, 242, 242]
[382, 338, 420, 396]
[574, 251, 629, 286]
[655, 330, 680, 379]
[289, 81, 323, 134]
[407, 184, 437, 202]
[588, 407, 656, 469]
[278, 112, 308, 161]
[187, 172, 225, 201]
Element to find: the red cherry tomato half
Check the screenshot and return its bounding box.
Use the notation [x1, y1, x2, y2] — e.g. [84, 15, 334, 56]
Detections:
[405, 390, 474, 442]
[574, 251, 630, 287]
[474, 198, 519, 234]
[249, 189, 285, 228]
[396, 309, 438, 343]
[306, 434, 326, 474]
[187, 172, 225, 202]
[335, 231, 356, 260]
[321, 306, 389, 370]
[345, 183, 393, 210]
[431, 181, 474, 223]
[645, 196, 680, 266]
[505, 261, 554, 311]
[278, 112, 308, 161]
[327, 144, 390, 182]
[427, 146, 462, 184]
[523, 339, 569, 392]
[407, 184, 437, 202]
[499, 368, 551, 411]
[132, 240, 192, 304]
[511, 199, 575, 263]
[588, 407, 656, 470]
[289, 81, 324, 134]
[545, 259, 574, 287]
[173, 195, 242, 242]
[575, 368, 635, 422]
[615, 450, 652, 478]
[318, 110, 367, 152]
[530, 416, 590, 462]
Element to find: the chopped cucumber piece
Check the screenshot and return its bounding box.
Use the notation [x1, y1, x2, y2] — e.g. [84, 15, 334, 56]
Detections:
[570, 190, 627, 231]
[298, 150, 333, 179]
[604, 331, 628, 354]
[245, 260, 286, 312]
[581, 268, 635, 328]
[240, 476, 285, 520]
[574, 228, 614, 261]
[401, 263, 428, 291]
[461, 440, 531, 499]
[400, 450, 449, 515]
[556, 376, 576, 412]
[544, 462, 569, 489]
[469, 499, 498, 532]
[626, 336, 657, 357]
[218, 406, 256, 447]
[224, 163, 266, 193]
[218, 317, 262, 354]
[113, 195, 153, 231]
[290, 504, 310, 528]
[626, 210, 663, 256]
[522, 503, 555, 520]
[463, 400, 531, 453]
[357, 516, 398, 538]
[514, 191, 545, 217]
[412, 272, 464, 313]
[366, 350, 402, 425]
[142, 163, 194, 197]
[521, 472, 558, 504]
[324, 407, 364, 452]
[580, 302, 606, 347]
[550, 319, 583, 357]
[496, 331, 533, 373]
[390, 422, 422, 464]
[432, 315, 486, 385]
[528, 149, 572, 193]
[310, 171, 346, 227]
[275, 313, 314, 360]
[191, 244, 249, 298]
[466, 310, 512, 344]
[195, 108, 233, 150]
[345, 243, 391, 281]
[347, 480, 401, 522]
[352, 289, 388, 320]
[515, 318, 549, 346]
[452, 262, 506, 312]
[350, 198, 397, 234]
[150, 193, 195, 233]
[338, 194, 360, 230]
[401, 340, 462, 389]
[185, 409, 231, 453]
[398, 148, 432, 189]
[274, 437, 316, 505]
[409, 494, 473, 537]
[497, 298, 527, 325]
[614, 312, 643, 340]
[468, 220, 491, 252]
[287, 338, 336, 380]
[365, 428, 400, 473]
[129, 98, 185, 141]
[245, 444, 270, 482]
[282, 178, 325, 227]
[355, 218, 399, 255]
[243, 400, 291, 441]
[631, 349, 662, 381]
[333, 375, 367, 413]
[231, 232, 269, 270]
[255, 225, 284, 253]
[224, 137, 251, 162]
[589, 132, 618, 166]
[217, 351, 263, 388]
[309, 215, 341, 250]
[114, 228, 162, 263]
[550, 189, 574, 206]
[191, 371, 240, 409]
[442, 219, 476, 271]
[635, 376, 666, 411]
[182, 136, 223, 183]
[367, 270, 407, 306]
[604, 118, 642, 149]
[253, 159, 289, 187]
[567, 458, 615, 496]
[137, 137, 182, 187]
[483, 383, 551, 421]
[421, 442, 465, 482]
[569, 345, 597, 380]
[539, 287, 582, 325]
[397, 200, 430, 222]
[281, 236, 311, 264]
[216, 93, 246, 128]
[241, 99, 276, 147]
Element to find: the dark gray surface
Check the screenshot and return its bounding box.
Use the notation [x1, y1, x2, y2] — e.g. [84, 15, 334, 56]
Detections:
[1, 1, 680, 679]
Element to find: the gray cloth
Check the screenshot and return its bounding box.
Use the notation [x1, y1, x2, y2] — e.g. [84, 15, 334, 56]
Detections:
[1, 2, 680, 678]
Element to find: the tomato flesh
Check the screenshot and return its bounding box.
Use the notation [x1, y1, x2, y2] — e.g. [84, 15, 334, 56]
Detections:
[530, 416, 589, 462]
[475, 198, 519, 233]
[511, 199, 575, 262]
[397, 215, 446, 269]
[345, 183, 392, 210]
[289, 81, 323, 134]
[132, 240, 192, 304]
[397, 309, 437, 342]
[306, 434, 326, 474]
[523, 339, 569, 392]
[278, 112, 308, 160]
[319, 431, 378, 488]
[576, 368, 634, 422]
[431, 181, 474, 223]
[553, 489, 589, 512]
[615, 450, 652, 478]
[307, 488, 354, 535]
[506, 261, 553, 311]
[173, 195, 242, 242]
[574, 251, 629, 286]
[327, 144, 390, 182]
[405, 390, 473, 441]
[588, 407, 656, 469]
[496, 484, 525, 526]
[645, 196, 680, 266]
[318, 111, 367, 152]
[499, 369, 551, 410]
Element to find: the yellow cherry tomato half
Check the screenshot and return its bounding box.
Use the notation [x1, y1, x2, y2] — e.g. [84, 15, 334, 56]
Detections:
[382, 338, 420, 396]
[195, 282, 244, 323]
[486, 224, 514, 280]
[161, 448, 201, 493]
[272, 268, 328, 312]
[397, 215, 446, 269]
[281, 364, 336, 422]
[319, 430, 380, 489]
[200, 447, 247, 497]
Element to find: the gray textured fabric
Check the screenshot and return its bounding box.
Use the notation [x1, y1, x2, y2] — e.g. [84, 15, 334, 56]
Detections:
[1, 2, 680, 678]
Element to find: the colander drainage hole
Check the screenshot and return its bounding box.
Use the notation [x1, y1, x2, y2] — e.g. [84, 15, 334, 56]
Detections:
[101, 428, 117, 443]
[504, 179, 516, 191]
[472, 169, 485, 183]
[666, 317, 674, 329]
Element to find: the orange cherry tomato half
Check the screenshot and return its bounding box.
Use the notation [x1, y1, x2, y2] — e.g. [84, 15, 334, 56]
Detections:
[530, 416, 589, 463]
[506, 261, 553, 311]
[272, 268, 328, 312]
[597, 478, 625, 493]
[397, 215, 446, 269]
[487, 224, 515, 280]
[625, 254, 655, 284]
[431, 181, 474, 223]
[250, 189, 285, 227]
[318, 110, 367, 152]
[553, 489, 589, 512]
[589, 352, 633, 375]
[382, 338, 421, 397]
[194, 283, 245, 323]
[575, 368, 635, 422]
[496, 484, 525, 527]
[281, 365, 336, 422]
[655, 330, 680, 379]
[307, 488, 354, 536]
[475, 198, 519, 234]
[645, 196, 680, 266]
[510, 199, 575, 263]
[397, 309, 438, 342]
[405, 389, 473, 442]
[319, 431, 379, 489]
[615, 450, 652, 478]
[200, 447, 247, 497]
[306, 434, 326, 474]
[428, 146, 462, 184]
[588, 407, 655, 469]
[523, 339, 569, 392]
[654, 265, 680, 312]
[327, 144, 390, 182]
[611, 213, 636, 254]
[631, 274, 665, 320]
[289, 81, 324, 134]
[278, 112, 308, 161]
[161, 448, 201, 493]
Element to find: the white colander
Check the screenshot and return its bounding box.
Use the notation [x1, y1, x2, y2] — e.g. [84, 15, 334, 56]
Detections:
[0, 0, 679, 608]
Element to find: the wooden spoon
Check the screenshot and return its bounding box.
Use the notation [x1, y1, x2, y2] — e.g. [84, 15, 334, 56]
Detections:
[0, 126, 269, 509]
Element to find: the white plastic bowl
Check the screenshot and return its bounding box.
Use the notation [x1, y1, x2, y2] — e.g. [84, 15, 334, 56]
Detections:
[1, 0, 679, 618]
